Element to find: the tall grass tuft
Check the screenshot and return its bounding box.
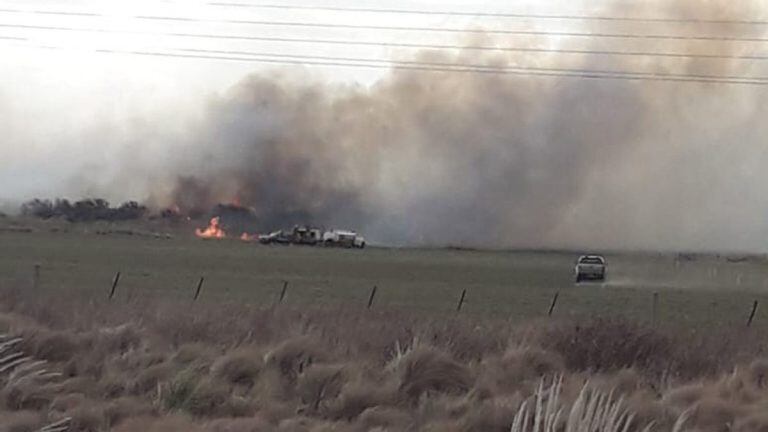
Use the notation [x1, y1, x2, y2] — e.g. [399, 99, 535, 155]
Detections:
[509, 377, 644, 432]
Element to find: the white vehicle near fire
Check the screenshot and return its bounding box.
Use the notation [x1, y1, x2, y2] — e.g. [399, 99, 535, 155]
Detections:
[323, 229, 366, 249]
[574, 255, 606, 283]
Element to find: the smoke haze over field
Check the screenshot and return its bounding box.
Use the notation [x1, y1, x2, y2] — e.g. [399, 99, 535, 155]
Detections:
[3, 0, 768, 251]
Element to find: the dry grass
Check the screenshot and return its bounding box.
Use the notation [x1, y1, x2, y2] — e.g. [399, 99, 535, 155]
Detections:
[0, 287, 767, 431]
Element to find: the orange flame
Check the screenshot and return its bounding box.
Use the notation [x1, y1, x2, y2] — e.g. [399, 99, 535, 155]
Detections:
[195, 217, 226, 239]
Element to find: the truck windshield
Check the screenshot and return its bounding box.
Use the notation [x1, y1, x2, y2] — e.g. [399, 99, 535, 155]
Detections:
[580, 257, 604, 264]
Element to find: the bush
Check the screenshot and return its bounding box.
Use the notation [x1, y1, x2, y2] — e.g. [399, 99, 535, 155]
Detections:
[543, 318, 674, 375]
[396, 347, 473, 401]
[211, 349, 263, 386]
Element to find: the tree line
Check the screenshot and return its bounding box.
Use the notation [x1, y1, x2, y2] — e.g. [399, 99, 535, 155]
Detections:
[20, 198, 148, 222]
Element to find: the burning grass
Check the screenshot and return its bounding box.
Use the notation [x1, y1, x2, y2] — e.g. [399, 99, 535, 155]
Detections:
[0, 287, 767, 431]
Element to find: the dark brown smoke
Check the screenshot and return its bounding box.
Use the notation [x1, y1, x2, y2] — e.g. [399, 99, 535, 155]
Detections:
[139, 0, 768, 248]
[5, 0, 767, 250]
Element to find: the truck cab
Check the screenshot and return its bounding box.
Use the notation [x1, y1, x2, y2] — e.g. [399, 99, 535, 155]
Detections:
[575, 255, 606, 283]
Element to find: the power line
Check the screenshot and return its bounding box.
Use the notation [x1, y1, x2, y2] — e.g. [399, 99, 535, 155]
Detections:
[0, 34, 25, 41]
[5, 22, 768, 61]
[176, 47, 768, 82]
[133, 15, 768, 43]
[207, 3, 768, 26]
[3, 8, 768, 43]
[5, 40, 768, 85]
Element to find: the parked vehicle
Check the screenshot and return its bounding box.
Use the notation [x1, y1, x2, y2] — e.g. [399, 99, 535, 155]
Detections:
[259, 226, 366, 249]
[291, 226, 323, 246]
[323, 229, 366, 249]
[258, 230, 292, 245]
[575, 255, 606, 283]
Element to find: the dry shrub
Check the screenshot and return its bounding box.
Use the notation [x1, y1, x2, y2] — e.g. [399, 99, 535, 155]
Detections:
[460, 396, 521, 432]
[205, 417, 272, 432]
[423, 319, 506, 362]
[183, 378, 229, 417]
[166, 377, 253, 418]
[0, 410, 42, 432]
[296, 365, 346, 412]
[397, 347, 473, 401]
[2, 382, 55, 411]
[96, 324, 142, 354]
[56, 376, 100, 396]
[50, 393, 88, 412]
[103, 397, 155, 427]
[626, 392, 674, 432]
[357, 406, 412, 430]
[689, 397, 744, 432]
[749, 358, 768, 388]
[67, 405, 105, 432]
[663, 383, 707, 409]
[254, 399, 296, 424]
[734, 412, 768, 432]
[98, 372, 128, 399]
[211, 348, 263, 386]
[118, 350, 167, 371]
[413, 393, 471, 425]
[714, 370, 760, 405]
[132, 363, 175, 395]
[276, 416, 313, 432]
[420, 420, 463, 432]
[479, 347, 563, 395]
[264, 336, 328, 385]
[175, 343, 217, 365]
[543, 318, 674, 375]
[113, 415, 204, 432]
[63, 353, 105, 380]
[28, 330, 79, 362]
[323, 380, 396, 420]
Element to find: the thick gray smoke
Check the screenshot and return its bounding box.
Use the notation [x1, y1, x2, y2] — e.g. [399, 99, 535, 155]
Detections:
[6, 0, 768, 251]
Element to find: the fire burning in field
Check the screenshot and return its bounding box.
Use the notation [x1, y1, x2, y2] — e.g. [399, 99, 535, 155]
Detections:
[195, 216, 226, 239]
[194, 213, 259, 241]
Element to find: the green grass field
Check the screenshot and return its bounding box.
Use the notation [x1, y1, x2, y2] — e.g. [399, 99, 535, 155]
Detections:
[2, 226, 768, 327]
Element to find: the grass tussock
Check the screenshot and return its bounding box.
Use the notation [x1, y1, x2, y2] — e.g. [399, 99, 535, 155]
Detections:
[0, 287, 767, 431]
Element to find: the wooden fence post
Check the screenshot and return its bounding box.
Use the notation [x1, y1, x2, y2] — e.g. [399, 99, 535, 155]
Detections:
[193, 277, 205, 301]
[108, 272, 121, 301]
[279, 281, 289, 304]
[456, 289, 467, 312]
[548, 291, 559, 317]
[747, 300, 759, 327]
[652, 292, 659, 326]
[367, 286, 378, 309]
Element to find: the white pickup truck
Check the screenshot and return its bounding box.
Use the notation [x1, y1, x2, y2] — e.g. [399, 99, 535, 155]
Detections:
[323, 230, 366, 249]
[574, 255, 606, 283]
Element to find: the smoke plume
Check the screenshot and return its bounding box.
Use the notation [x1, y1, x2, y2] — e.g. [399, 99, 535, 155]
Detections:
[4, 0, 768, 250]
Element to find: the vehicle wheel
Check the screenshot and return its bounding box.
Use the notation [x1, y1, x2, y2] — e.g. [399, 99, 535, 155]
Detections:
[575, 275, 582, 283]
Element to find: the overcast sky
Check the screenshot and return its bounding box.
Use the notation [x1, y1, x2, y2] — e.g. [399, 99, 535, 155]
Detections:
[1, 0, 619, 202]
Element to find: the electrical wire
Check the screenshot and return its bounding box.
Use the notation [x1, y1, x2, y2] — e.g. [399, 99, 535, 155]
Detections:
[3, 22, 768, 61]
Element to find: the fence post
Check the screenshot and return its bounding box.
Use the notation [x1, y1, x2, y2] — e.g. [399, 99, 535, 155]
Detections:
[456, 289, 467, 312]
[747, 300, 759, 327]
[108, 272, 121, 301]
[548, 291, 559, 317]
[367, 286, 378, 309]
[193, 277, 205, 301]
[279, 281, 289, 304]
[652, 292, 659, 326]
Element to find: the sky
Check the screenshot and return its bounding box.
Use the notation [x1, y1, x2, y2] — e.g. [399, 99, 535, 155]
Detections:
[2, 0, 768, 251]
[0, 0, 615, 201]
